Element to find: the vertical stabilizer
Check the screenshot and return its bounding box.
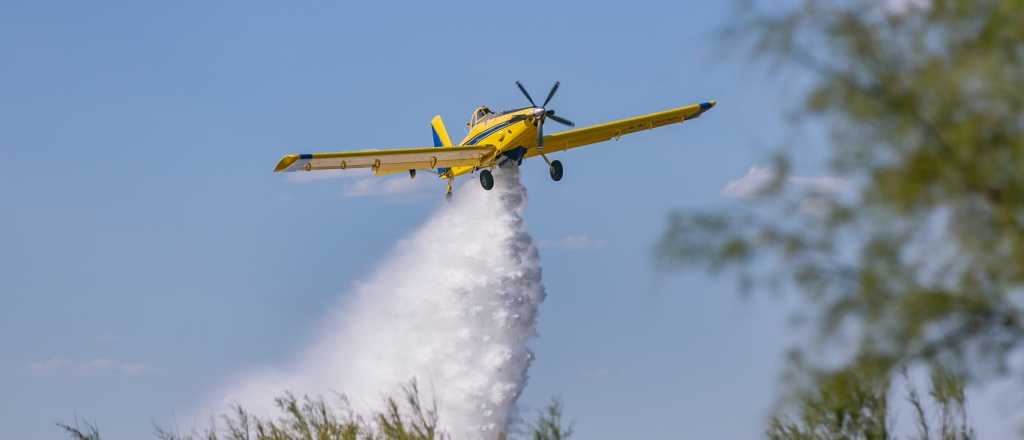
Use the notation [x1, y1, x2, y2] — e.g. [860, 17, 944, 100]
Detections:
[432, 115, 454, 176]
[431, 115, 454, 148]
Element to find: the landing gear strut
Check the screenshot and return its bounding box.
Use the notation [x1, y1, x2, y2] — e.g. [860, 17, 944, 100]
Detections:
[479, 169, 494, 190]
[538, 151, 564, 182]
[549, 160, 563, 182]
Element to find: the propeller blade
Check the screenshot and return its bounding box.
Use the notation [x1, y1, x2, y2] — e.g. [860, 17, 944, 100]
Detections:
[542, 81, 560, 107]
[515, 81, 536, 107]
[536, 115, 544, 149]
[547, 113, 575, 127]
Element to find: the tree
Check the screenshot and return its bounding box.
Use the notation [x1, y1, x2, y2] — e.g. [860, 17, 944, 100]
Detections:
[657, 0, 1024, 427]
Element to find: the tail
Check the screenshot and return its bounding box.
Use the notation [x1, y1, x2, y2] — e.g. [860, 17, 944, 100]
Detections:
[431, 115, 454, 176]
[431, 115, 453, 148]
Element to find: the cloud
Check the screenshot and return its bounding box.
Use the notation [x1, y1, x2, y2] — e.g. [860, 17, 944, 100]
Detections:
[278, 159, 433, 197]
[882, 0, 930, 14]
[340, 175, 427, 198]
[721, 166, 775, 199]
[536, 234, 608, 251]
[721, 165, 850, 199]
[28, 357, 71, 374]
[286, 169, 372, 184]
[29, 357, 151, 377]
[282, 166, 437, 198]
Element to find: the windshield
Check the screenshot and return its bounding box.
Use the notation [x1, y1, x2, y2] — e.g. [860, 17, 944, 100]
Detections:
[468, 106, 495, 127]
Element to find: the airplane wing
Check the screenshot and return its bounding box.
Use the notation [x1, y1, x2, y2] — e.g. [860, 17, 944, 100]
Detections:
[526, 101, 714, 157]
[273, 146, 496, 176]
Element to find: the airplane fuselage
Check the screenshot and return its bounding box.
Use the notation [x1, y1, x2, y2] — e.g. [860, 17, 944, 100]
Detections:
[447, 107, 544, 178]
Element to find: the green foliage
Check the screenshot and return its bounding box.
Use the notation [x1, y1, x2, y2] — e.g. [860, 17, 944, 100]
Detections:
[768, 362, 974, 440]
[63, 382, 572, 440]
[659, 0, 1024, 390]
[529, 399, 573, 440]
[767, 357, 892, 440]
[151, 382, 445, 440]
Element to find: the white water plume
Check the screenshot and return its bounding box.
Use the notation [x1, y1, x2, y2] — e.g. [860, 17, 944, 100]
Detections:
[209, 167, 546, 439]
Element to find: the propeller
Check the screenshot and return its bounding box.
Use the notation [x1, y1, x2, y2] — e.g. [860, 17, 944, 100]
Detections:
[514, 81, 575, 150]
[515, 81, 536, 107]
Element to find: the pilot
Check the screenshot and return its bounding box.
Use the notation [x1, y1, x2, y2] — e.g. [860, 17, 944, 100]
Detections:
[467, 106, 495, 128]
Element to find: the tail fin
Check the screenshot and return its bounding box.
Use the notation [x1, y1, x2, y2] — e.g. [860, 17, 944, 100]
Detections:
[431, 115, 454, 176]
[431, 115, 454, 148]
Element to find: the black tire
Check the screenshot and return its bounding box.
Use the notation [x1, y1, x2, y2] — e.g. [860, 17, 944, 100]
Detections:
[549, 160, 564, 182]
[480, 169, 495, 190]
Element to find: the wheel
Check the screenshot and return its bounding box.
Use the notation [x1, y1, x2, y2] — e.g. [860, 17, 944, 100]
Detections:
[479, 169, 494, 190]
[549, 160, 563, 182]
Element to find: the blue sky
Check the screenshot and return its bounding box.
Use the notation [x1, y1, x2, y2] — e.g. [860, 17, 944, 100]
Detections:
[1, 1, 1010, 439]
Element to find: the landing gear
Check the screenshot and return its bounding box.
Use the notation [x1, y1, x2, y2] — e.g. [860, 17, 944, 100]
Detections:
[445, 177, 454, 201]
[538, 151, 564, 182]
[549, 160, 563, 181]
[479, 169, 494, 190]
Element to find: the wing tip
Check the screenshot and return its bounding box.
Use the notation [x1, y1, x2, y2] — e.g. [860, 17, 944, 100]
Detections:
[687, 101, 716, 120]
[274, 154, 300, 172]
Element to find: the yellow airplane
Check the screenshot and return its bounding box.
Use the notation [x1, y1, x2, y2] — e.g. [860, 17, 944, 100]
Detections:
[273, 82, 715, 198]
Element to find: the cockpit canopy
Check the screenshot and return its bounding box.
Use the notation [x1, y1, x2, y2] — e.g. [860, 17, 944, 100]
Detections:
[467, 106, 495, 128]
